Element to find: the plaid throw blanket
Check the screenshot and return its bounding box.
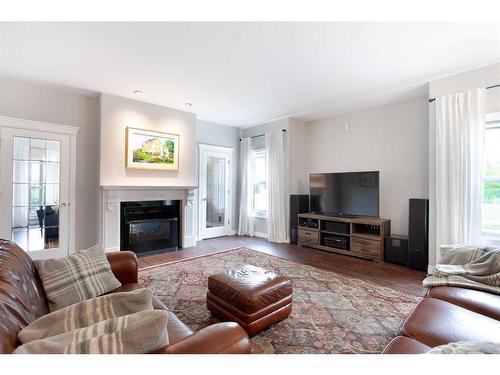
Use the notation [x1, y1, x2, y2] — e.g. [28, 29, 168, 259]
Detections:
[14, 310, 169, 354]
[18, 288, 154, 344]
[423, 245, 500, 295]
[427, 341, 500, 354]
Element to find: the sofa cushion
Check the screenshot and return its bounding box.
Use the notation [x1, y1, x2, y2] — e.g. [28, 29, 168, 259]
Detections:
[426, 286, 500, 320]
[0, 240, 49, 354]
[34, 244, 121, 311]
[382, 336, 431, 354]
[399, 298, 500, 347]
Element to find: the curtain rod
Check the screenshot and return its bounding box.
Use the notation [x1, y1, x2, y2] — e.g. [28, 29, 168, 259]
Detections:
[428, 83, 500, 103]
[239, 128, 287, 141]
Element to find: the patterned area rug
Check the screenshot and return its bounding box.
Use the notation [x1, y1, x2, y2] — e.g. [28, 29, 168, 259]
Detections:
[139, 248, 420, 354]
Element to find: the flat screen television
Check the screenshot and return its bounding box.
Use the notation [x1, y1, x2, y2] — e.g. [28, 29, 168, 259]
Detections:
[309, 171, 379, 217]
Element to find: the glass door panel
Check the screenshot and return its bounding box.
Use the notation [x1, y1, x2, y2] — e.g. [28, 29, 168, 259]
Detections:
[199, 144, 233, 240]
[11, 136, 61, 252]
[205, 156, 226, 229]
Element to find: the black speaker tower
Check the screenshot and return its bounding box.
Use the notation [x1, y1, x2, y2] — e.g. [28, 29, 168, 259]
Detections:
[290, 195, 310, 244]
[408, 198, 429, 272]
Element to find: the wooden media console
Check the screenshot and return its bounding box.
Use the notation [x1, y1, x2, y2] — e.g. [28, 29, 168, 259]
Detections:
[297, 213, 391, 263]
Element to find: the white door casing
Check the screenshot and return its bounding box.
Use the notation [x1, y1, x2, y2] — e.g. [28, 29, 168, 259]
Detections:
[198, 144, 233, 239]
[0, 116, 78, 259]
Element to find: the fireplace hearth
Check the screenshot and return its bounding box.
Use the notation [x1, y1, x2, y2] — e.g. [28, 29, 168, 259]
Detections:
[120, 200, 181, 256]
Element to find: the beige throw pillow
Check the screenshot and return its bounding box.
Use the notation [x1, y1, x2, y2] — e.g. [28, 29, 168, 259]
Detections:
[34, 244, 121, 311]
[18, 288, 153, 344]
[14, 310, 169, 354]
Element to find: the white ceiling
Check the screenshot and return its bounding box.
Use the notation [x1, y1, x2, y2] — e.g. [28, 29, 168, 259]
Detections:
[1, 22, 500, 127]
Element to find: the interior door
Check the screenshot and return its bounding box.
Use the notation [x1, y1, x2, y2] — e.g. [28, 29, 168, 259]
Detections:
[199, 145, 233, 239]
[0, 127, 71, 259]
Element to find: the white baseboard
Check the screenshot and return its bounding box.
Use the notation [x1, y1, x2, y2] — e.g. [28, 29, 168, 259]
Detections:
[254, 231, 268, 239]
[184, 235, 197, 248]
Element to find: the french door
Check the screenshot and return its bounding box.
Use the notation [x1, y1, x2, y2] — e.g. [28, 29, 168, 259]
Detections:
[198, 144, 233, 239]
[0, 118, 77, 259]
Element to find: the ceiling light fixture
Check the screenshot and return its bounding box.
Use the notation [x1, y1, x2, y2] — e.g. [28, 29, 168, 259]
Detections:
[134, 90, 143, 95]
[184, 102, 193, 107]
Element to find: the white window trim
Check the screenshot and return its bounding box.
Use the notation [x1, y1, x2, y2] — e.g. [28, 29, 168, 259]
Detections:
[481, 113, 500, 242]
[253, 211, 268, 219]
[251, 148, 267, 218]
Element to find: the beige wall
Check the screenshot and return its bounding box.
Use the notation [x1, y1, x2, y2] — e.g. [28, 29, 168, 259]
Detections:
[288, 118, 308, 195]
[0, 75, 100, 249]
[304, 97, 429, 235]
[99, 93, 197, 187]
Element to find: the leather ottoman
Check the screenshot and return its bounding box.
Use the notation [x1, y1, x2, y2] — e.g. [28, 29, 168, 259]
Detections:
[207, 264, 293, 337]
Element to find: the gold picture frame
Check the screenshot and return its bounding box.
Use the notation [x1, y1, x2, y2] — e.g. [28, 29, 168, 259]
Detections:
[126, 127, 179, 171]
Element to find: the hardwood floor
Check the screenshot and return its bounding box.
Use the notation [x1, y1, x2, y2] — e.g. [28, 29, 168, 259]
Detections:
[138, 235, 426, 296]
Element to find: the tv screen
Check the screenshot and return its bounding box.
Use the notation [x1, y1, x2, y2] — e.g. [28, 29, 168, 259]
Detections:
[309, 171, 379, 217]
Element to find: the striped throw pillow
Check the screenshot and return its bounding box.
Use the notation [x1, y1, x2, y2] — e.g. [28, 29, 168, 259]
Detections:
[34, 245, 121, 312]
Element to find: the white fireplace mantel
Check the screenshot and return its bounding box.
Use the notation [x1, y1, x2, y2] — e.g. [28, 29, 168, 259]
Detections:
[100, 185, 198, 252]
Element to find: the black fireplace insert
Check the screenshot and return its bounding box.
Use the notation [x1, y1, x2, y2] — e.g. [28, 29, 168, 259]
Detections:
[120, 200, 181, 256]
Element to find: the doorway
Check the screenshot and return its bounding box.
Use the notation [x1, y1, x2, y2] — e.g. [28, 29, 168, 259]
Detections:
[198, 144, 233, 239]
[0, 117, 78, 259]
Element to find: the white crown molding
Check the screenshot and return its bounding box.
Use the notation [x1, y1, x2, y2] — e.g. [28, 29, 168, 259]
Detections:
[0, 116, 80, 135]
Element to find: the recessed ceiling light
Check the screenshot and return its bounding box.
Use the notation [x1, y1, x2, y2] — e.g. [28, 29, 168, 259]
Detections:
[134, 90, 143, 95]
[184, 102, 193, 107]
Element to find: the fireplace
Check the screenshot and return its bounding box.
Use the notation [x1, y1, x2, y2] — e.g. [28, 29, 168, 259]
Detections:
[120, 200, 181, 256]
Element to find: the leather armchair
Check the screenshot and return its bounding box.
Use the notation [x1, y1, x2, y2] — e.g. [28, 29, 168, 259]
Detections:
[153, 322, 251, 354]
[106, 250, 139, 284]
[382, 286, 500, 353]
[0, 240, 251, 354]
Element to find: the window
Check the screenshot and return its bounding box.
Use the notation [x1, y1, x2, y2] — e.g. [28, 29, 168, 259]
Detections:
[251, 149, 267, 217]
[12, 136, 61, 252]
[482, 117, 500, 240]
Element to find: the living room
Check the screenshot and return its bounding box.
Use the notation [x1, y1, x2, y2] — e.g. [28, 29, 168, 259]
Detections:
[1, 1, 499, 373]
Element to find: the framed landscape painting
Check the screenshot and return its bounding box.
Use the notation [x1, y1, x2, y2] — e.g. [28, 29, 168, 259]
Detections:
[126, 127, 179, 170]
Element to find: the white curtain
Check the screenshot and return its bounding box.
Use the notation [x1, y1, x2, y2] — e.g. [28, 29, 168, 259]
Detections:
[238, 137, 254, 236]
[435, 88, 486, 252]
[265, 130, 289, 243]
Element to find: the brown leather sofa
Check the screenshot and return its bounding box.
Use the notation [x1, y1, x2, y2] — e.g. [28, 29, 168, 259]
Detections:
[0, 239, 251, 354]
[383, 285, 500, 353]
